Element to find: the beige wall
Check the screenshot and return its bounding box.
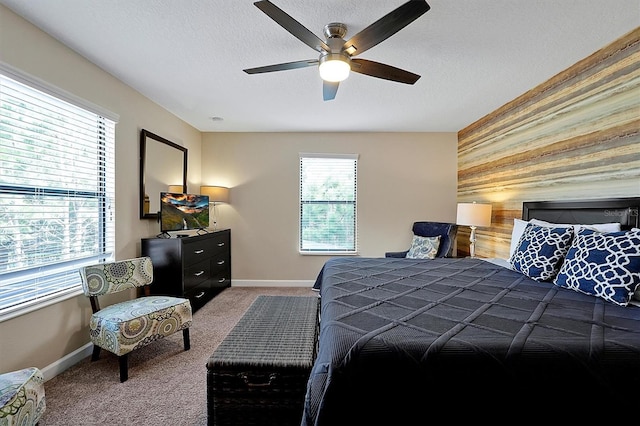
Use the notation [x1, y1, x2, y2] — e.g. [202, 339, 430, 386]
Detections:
[457, 28, 640, 259]
[0, 6, 202, 374]
[201, 132, 459, 282]
[0, 6, 459, 374]
[4, 0, 634, 382]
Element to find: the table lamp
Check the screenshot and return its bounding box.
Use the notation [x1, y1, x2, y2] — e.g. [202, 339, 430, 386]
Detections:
[200, 186, 230, 231]
[456, 202, 492, 258]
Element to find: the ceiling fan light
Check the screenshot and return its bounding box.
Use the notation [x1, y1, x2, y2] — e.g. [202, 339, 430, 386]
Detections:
[319, 54, 350, 82]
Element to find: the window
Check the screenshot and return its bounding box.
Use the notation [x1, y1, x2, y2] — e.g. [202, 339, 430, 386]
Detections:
[299, 153, 358, 254]
[0, 64, 117, 319]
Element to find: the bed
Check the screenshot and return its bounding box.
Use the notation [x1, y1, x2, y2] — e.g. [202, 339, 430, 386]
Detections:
[302, 197, 640, 426]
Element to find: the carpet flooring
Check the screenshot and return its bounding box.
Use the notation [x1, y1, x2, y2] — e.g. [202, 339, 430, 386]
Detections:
[39, 286, 316, 425]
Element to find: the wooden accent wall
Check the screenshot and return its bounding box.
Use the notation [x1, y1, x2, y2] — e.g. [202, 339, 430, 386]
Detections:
[457, 28, 640, 259]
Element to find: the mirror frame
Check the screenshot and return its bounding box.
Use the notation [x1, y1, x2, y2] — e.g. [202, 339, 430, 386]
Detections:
[139, 129, 188, 219]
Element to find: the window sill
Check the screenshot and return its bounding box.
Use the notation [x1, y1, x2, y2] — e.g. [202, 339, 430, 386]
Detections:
[0, 288, 84, 323]
[299, 251, 359, 256]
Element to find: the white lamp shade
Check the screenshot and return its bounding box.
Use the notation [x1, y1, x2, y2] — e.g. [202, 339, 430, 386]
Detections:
[200, 185, 229, 203]
[167, 185, 184, 193]
[457, 202, 492, 227]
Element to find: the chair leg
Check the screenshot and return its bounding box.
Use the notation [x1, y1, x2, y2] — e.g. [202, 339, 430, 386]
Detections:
[91, 345, 101, 361]
[183, 328, 191, 351]
[119, 354, 128, 382]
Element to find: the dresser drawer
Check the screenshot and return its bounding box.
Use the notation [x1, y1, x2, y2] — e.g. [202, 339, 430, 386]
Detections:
[212, 271, 230, 289]
[209, 231, 230, 256]
[211, 251, 230, 275]
[186, 281, 211, 312]
[183, 239, 213, 267]
[184, 258, 211, 293]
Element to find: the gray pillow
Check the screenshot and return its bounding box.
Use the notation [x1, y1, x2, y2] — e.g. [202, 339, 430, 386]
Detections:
[406, 235, 440, 259]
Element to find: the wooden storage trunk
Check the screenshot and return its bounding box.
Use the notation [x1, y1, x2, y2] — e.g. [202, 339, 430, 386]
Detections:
[207, 295, 319, 426]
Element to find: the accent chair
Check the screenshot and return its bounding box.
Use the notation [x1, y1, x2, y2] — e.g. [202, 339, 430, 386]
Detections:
[0, 367, 46, 425]
[385, 221, 458, 258]
[79, 256, 192, 382]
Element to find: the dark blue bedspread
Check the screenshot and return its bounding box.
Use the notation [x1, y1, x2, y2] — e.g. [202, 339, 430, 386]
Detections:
[302, 257, 640, 425]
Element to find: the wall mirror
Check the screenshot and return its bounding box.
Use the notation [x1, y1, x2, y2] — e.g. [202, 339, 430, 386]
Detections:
[139, 129, 188, 219]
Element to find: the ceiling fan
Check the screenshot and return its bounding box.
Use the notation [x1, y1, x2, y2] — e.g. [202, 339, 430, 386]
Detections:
[243, 0, 431, 101]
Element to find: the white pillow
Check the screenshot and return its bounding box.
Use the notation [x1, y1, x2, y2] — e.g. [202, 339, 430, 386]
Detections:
[509, 218, 530, 259]
[530, 218, 621, 233]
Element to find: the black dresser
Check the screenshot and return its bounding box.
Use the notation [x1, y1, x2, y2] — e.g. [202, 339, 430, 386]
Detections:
[141, 229, 231, 312]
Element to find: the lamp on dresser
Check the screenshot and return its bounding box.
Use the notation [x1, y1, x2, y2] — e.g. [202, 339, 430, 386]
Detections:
[456, 202, 492, 258]
[168, 184, 185, 193]
[200, 185, 230, 231]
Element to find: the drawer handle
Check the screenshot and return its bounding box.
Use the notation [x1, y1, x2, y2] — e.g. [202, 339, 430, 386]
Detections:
[194, 291, 206, 299]
[238, 372, 277, 388]
[217, 242, 225, 247]
[194, 270, 205, 277]
[218, 277, 226, 283]
[217, 260, 225, 265]
[194, 249, 205, 254]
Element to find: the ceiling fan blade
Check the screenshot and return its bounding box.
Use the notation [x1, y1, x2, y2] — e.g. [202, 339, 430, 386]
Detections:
[343, 0, 430, 57]
[254, 1, 329, 53]
[323, 81, 339, 101]
[351, 59, 420, 84]
[244, 59, 318, 74]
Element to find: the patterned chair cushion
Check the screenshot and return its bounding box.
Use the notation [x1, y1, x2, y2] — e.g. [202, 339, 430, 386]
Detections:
[80, 257, 154, 296]
[510, 224, 574, 281]
[0, 367, 46, 426]
[90, 296, 193, 356]
[553, 228, 640, 306]
[406, 235, 441, 259]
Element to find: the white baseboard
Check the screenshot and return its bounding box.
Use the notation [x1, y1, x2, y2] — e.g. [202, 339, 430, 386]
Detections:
[42, 342, 92, 382]
[231, 279, 315, 287]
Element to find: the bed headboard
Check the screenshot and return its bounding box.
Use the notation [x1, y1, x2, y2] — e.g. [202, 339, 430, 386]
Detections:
[522, 197, 640, 230]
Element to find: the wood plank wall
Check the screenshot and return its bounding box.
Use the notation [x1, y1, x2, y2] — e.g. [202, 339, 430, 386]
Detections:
[457, 27, 640, 259]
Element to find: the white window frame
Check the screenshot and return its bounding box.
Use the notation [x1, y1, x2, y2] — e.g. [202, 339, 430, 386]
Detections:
[0, 62, 118, 321]
[299, 152, 358, 255]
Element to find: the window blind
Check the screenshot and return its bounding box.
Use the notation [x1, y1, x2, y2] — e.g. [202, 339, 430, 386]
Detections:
[299, 153, 358, 254]
[0, 70, 116, 319]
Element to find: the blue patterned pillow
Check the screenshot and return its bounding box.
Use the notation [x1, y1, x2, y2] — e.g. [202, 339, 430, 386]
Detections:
[510, 224, 574, 281]
[553, 229, 640, 306]
[406, 235, 440, 259]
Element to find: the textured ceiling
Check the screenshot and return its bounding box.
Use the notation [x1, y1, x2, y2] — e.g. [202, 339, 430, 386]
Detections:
[1, 0, 638, 132]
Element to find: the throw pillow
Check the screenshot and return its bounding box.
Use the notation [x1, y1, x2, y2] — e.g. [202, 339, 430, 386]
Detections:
[509, 219, 530, 259]
[553, 229, 640, 306]
[509, 219, 622, 261]
[406, 235, 440, 259]
[510, 224, 574, 281]
[634, 227, 640, 303]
